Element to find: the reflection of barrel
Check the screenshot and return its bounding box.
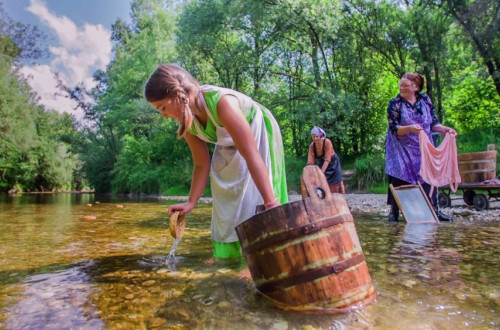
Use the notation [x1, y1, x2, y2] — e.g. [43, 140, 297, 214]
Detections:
[458, 146, 497, 183]
[235, 165, 377, 313]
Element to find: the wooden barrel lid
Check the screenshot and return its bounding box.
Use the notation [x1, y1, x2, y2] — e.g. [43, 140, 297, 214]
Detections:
[169, 211, 186, 238]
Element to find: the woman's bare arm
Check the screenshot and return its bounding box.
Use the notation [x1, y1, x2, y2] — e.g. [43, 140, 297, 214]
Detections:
[216, 95, 276, 205]
[168, 133, 210, 216]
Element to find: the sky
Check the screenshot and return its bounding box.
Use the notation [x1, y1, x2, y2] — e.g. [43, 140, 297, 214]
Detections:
[3, 0, 133, 120]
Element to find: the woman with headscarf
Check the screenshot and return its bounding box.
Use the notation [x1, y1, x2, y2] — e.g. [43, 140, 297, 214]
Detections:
[307, 126, 345, 194]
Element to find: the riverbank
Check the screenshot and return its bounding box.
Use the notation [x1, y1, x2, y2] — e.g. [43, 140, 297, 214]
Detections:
[361, 194, 500, 222]
[296, 193, 500, 222]
[159, 192, 499, 222]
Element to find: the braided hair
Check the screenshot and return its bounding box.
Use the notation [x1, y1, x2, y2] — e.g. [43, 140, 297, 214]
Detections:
[145, 64, 201, 138]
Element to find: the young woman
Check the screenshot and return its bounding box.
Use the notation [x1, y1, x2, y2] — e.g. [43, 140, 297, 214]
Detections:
[144, 64, 287, 258]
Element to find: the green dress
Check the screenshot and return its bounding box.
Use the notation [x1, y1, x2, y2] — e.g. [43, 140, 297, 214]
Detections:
[188, 85, 288, 257]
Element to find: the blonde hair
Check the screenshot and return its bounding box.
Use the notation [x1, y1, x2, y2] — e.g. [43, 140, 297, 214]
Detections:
[144, 64, 200, 138]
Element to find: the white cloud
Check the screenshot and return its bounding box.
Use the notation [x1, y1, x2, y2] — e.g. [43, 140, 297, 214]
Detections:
[20, 0, 113, 120]
[20, 65, 83, 120]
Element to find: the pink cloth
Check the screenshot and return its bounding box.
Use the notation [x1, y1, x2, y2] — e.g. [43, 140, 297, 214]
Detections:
[419, 130, 461, 195]
[482, 178, 500, 185]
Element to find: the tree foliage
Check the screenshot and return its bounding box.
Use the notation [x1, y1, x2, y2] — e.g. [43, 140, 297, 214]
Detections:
[2, 0, 499, 194]
[0, 4, 82, 192]
[422, 0, 500, 95]
[79, 0, 499, 193]
[0, 3, 48, 64]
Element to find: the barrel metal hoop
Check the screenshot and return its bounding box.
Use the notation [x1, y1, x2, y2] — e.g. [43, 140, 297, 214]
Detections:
[257, 253, 366, 294]
[243, 213, 353, 255]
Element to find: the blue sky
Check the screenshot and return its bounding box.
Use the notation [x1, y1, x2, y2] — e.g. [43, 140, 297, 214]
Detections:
[3, 0, 133, 120]
[4, 0, 131, 31]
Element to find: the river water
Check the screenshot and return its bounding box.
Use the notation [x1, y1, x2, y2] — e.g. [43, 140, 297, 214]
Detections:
[0, 193, 498, 329]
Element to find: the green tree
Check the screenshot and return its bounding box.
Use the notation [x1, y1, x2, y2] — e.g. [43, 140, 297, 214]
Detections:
[444, 66, 500, 134]
[423, 0, 500, 96]
[31, 110, 81, 191]
[342, 0, 412, 77]
[75, 0, 500, 194]
[406, 2, 451, 121]
[0, 60, 38, 190]
[1, 5, 82, 192]
[0, 2, 47, 63]
[78, 0, 182, 193]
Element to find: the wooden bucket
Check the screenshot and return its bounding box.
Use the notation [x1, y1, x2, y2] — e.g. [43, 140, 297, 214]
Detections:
[235, 165, 377, 313]
[458, 145, 497, 183]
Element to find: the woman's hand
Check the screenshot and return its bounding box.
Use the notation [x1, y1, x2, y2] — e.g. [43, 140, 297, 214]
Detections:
[410, 124, 423, 134]
[443, 126, 457, 136]
[433, 124, 457, 136]
[397, 124, 422, 136]
[168, 201, 196, 216]
[264, 198, 280, 211]
[255, 198, 281, 214]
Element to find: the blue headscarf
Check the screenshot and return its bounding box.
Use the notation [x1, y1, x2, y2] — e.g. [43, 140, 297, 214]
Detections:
[311, 126, 326, 137]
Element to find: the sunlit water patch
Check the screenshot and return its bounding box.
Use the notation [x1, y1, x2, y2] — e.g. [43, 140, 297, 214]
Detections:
[4, 264, 104, 329]
[0, 193, 499, 328]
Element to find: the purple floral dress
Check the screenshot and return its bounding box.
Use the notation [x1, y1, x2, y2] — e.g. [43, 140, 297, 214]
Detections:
[385, 93, 440, 184]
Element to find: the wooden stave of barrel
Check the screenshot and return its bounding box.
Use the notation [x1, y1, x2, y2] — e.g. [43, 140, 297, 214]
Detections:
[458, 149, 497, 183]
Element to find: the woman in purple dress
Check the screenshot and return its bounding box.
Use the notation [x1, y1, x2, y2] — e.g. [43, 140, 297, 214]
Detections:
[385, 72, 456, 221]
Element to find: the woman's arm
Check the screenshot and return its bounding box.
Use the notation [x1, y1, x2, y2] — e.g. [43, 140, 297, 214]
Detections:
[387, 99, 401, 134]
[217, 95, 277, 206]
[423, 94, 457, 135]
[321, 139, 335, 172]
[387, 97, 421, 136]
[168, 133, 210, 216]
[396, 124, 423, 136]
[432, 124, 457, 135]
[396, 123, 456, 136]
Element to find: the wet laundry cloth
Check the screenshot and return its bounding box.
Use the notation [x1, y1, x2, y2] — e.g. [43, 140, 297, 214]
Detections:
[418, 130, 461, 196]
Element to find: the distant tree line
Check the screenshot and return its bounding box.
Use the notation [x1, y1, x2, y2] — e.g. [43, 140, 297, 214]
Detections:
[0, 4, 84, 192]
[1, 0, 498, 194]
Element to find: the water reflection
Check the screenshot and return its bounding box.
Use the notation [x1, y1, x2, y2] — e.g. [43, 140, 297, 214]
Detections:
[400, 223, 438, 250]
[5, 265, 104, 329]
[0, 194, 498, 329]
[395, 223, 466, 297]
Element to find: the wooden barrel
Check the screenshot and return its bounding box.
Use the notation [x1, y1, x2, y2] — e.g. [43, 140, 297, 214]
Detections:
[235, 165, 377, 313]
[458, 146, 497, 183]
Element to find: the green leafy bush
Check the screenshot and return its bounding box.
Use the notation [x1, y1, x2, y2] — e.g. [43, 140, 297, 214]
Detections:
[284, 155, 307, 193]
[352, 153, 386, 190]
